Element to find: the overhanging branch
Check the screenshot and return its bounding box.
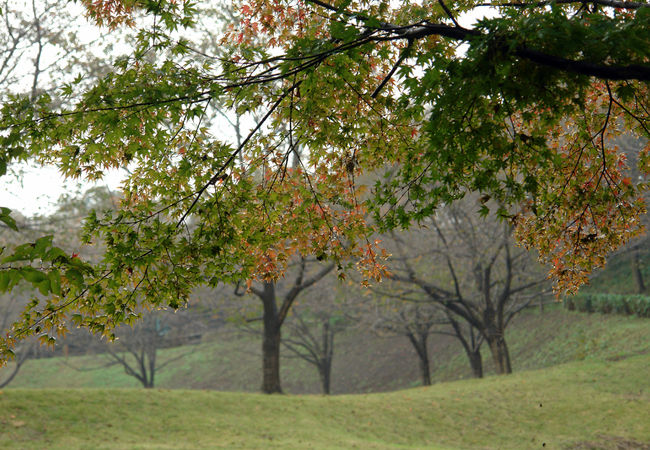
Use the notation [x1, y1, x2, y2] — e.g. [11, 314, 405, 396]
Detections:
[380, 22, 650, 81]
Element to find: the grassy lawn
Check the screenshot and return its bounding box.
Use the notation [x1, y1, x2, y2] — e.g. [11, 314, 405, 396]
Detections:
[5, 305, 649, 395]
[1, 353, 648, 449]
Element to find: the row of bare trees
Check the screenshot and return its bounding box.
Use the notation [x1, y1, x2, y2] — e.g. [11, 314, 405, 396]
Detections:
[209, 195, 550, 393]
[3, 186, 648, 393]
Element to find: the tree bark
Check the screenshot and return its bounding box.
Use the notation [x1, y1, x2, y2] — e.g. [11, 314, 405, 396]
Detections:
[261, 282, 283, 394]
[485, 333, 512, 375]
[467, 348, 483, 378]
[319, 360, 331, 395]
[406, 332, 432, 386]
[418, 353, 432, 386]
[320, 319, 333, 394]
[632, 247, 646, 294]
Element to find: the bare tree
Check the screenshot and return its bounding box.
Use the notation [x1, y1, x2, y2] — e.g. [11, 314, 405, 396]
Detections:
[282, 308, 339, 394]
[95, 310, 199, 388]
[0, 292, 37, 387]
[372, 303, 442, 386]
[387, 199, 549, 375]
[0, 0, 112, 103]
[370, 284, 486, 381]
[235, 256, 334, 393]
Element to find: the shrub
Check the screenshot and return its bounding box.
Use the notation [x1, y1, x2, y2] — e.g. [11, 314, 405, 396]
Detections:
[564, 293, 650, 318]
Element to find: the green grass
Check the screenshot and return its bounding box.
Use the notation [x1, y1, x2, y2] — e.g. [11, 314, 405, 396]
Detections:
[4, 305, 649, 394]
[1, 354, 648, 449]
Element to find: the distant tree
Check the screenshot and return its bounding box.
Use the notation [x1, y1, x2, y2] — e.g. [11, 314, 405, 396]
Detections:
[0, 0, 109, 102]
[282, 308, 339, 395]
[0, 291, 36, 387]
[371, 285, 486, 381]
[235, 257, 333, 393]
[90, 310, 199, 388]
[388, 200, 548, 375]
[280, 275, 357, 395]
[372, 302, 442, 386]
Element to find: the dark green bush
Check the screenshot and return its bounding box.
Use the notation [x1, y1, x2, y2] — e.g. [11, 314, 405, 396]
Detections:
[564, 293, 650, 318]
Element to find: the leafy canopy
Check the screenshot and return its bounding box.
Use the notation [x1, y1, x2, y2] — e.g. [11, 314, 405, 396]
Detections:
[0, 0, 648, 359]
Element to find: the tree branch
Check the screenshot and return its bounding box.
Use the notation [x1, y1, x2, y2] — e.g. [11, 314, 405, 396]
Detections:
[380, 22, 650, 81]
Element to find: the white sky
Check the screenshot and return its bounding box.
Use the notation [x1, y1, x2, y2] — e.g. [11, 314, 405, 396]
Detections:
[0, 165, 124, 217]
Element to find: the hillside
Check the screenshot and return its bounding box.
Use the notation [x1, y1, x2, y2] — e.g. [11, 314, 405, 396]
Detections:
[1, 354, 648, 449]
[4, 305, 649, 394]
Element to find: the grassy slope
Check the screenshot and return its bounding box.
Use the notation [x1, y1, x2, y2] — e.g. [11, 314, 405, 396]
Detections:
[6, 305, 648, 394]
[0, 354, 648, 449]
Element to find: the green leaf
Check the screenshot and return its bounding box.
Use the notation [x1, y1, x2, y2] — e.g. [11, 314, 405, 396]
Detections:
[330, 22, 359, 41]
[34, 235, 54, 257]
[0, 270, 9, 292]
[48, 269, 62, 296]
[65, 268, 85, 288]
[0, 207, 17, 231]
[2, 243, 34, 263]
[20, 267, 48, 284]
[44, 247, 68, 263]
[37, 279, 51, 296]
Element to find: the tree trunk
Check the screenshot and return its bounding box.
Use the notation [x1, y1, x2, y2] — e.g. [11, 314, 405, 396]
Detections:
[319, 359, 331, 395]
[632, 247, 646, 294]
[406, 332, 431, 386]
[447, 316, 484, 378]
[262, 323, 282, 393]
[418, 353, 432, 386]
[261, 282, 283, 394]
[319, 319, 333, 395]
[486, 333, 512, 375]
[467, 348, 483, 378]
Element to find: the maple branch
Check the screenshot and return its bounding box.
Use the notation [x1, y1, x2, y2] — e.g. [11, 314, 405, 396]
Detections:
[303, 0, 376, 25]
[513, 46, 650, 81]
[176, 79, 302, 227]
[437, 0, 461, 28]
[381, 22, 650, 81]
[371, 39, 413, 98]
